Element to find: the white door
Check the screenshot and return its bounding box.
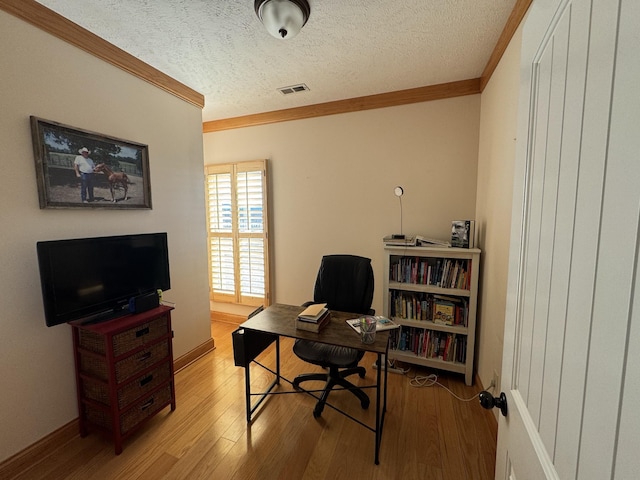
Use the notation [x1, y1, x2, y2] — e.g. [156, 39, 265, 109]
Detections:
[496, 0, 640, 478]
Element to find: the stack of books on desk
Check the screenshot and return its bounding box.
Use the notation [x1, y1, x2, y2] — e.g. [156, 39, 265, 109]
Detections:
[296, 303, 331, 332]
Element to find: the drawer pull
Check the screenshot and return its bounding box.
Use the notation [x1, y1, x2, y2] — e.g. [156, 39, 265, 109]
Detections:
[141, 398, 155, 411]
[140, 375, 153, 387]
[136, 327, 150, 338]
[138, 352, 152, 362]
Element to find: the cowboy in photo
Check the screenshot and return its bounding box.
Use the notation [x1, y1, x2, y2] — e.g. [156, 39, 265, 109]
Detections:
[73, 147, 96, 203]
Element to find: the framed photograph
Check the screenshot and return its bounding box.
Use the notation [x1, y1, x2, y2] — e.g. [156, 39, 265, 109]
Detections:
[30, 116, 152, 209]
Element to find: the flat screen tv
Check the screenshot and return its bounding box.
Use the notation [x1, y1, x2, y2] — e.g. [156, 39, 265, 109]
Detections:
[37, 233, 170, 327]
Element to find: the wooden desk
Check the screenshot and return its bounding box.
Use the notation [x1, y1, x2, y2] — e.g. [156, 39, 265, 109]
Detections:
[236, 303, 390, 464]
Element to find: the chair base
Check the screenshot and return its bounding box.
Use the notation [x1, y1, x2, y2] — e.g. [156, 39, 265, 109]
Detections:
[293, 366, 370, 418]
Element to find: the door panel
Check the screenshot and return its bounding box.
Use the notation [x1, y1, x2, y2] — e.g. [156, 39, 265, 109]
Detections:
[497, 0, 638, 478]
[609, 1, 640, 475]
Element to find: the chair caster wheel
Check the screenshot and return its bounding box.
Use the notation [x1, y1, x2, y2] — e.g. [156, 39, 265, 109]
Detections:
[313, 405, 324, 418]
[358, 371, 366, 379]
[361, 397, 370, 409]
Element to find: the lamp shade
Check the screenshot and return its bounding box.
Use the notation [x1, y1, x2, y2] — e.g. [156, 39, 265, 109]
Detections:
[255, 0, 310, 39]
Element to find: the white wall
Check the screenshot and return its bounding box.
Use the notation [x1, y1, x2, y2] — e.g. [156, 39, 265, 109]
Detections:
[0, 11, 211, 461]
[475, 25, 524, 393]
[204, 97, 480, 314]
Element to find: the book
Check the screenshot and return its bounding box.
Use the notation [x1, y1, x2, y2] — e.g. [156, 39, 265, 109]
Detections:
[296, 311, 331, 332]
[297, 303, 328, 323]
[416, 235, 451, 247]
[450, 220, 475, 248]
[346, 315, 399, 334]
[433, 301, 455, 326]
[383, 235, 417, 246]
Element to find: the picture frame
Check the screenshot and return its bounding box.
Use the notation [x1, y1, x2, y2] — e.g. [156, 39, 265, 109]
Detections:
[30, 116, 152, 209]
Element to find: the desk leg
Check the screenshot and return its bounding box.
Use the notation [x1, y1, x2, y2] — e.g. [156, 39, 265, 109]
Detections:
[375, 352, 382, 465]
[384, 340, 389, 415]
[276, 337, 280, 385]
[244, 361, 252, 423]
[244, 336, 281, 423]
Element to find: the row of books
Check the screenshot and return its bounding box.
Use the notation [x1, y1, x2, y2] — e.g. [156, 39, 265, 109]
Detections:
[390, 327, 467, 363]
[388, 291, 469, 326]
[389, 256, 471, 290]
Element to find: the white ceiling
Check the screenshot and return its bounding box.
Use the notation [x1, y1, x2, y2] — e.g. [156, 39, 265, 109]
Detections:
[35, 0, 517, 122]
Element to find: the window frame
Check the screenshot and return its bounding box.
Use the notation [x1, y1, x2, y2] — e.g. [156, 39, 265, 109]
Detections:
[204, 159, 270, 307]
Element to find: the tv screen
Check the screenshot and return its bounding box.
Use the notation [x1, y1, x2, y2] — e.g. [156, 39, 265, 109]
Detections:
[37, 233, 170, 327]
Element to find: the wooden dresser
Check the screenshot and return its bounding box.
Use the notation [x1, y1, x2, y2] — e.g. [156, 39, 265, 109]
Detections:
[70, 305, 175, 454]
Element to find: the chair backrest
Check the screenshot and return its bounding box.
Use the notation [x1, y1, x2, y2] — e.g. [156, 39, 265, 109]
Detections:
[313, 255, 374, 315]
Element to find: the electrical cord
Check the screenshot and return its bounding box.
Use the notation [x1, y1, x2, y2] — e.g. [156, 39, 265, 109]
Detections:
[386, 358, 410, 374]
[409, 372, 482, 402]
[384, 359, 493, 402]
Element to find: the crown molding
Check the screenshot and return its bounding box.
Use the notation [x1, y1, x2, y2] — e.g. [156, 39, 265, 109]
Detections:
[1, 0, 531, 132]
[203, 78, 482, 133]
[204, 0, 533, 132]
[0, 0, 204, 109]
[480, 0, 533, 90]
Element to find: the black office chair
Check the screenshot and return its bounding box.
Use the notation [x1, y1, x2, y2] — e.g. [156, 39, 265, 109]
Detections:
[292, 254, 375, 418]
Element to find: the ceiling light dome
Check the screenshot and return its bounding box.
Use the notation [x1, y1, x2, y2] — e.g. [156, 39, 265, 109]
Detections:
[254, 0, 311, 40]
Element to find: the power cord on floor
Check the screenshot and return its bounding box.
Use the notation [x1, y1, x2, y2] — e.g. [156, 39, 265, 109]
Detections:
[377, 359, 495, 403]
[387, 358, 410, 374]
[408, 372, 495, 402]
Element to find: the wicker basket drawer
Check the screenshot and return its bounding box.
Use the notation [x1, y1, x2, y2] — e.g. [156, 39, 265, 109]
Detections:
[83, 383, 172, 435]
[79, 340, 169, 384]
[82, 362, 172, 410]
[121, 384, 172, 434]
[78, 315, 169, 356]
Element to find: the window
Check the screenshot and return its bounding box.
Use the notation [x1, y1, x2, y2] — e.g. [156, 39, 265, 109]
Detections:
[205, 160, 270, 307]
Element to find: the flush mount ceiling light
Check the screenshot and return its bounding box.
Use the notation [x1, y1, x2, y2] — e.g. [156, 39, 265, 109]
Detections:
[254, 0, 311, 39]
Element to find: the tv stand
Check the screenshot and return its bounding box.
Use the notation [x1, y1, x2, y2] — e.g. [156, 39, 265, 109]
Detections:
[70, 305, 175, 454]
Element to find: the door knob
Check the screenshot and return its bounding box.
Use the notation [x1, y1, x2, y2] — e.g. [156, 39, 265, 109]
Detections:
[479, 391, 508, 417]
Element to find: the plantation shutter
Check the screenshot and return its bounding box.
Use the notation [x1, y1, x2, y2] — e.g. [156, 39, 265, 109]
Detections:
[205, 160, 269, 307]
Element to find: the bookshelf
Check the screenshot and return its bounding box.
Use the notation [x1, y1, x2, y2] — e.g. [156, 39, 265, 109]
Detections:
[383, 245, 480, 385]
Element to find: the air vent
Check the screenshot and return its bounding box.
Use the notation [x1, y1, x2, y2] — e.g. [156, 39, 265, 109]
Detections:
[277, 83, 310, 95]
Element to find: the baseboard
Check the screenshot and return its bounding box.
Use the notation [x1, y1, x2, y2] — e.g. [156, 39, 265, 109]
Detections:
[210, 310, 245, 325]
[0, 420, 78, 479]
[174, 338, 215, 373]
[0, 339, 215, 475]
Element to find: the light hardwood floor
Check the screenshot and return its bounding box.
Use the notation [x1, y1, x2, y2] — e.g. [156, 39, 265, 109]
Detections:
[11, 321, 497, 480]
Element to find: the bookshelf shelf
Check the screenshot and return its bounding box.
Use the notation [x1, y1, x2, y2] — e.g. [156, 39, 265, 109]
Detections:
[387, 282, 471, 297]
[389, 350, 468, 374]
[391, 317, 469, 335]
[383, 245, 481, 385]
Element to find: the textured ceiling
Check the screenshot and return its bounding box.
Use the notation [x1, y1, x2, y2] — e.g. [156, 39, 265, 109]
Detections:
[35, 0, 517, 122]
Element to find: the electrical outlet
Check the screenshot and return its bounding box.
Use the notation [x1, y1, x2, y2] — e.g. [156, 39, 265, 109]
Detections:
[492, 370, 500, 390]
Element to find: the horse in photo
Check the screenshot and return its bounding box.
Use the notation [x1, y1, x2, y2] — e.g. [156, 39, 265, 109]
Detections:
[95, 163, 129, 202]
